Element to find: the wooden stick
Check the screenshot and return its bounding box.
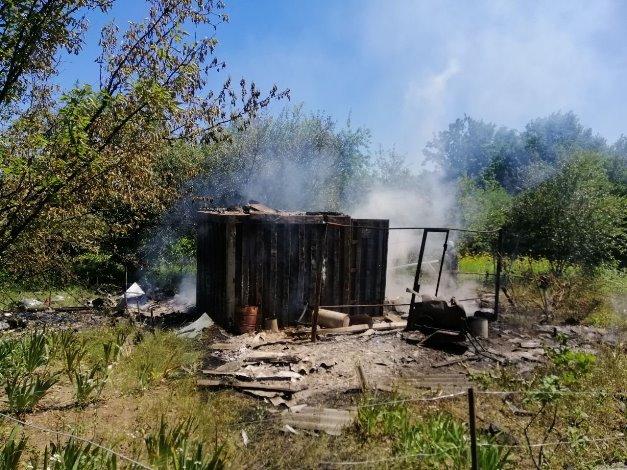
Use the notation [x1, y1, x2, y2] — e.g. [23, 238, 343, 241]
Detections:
[356, 364, 369, 392]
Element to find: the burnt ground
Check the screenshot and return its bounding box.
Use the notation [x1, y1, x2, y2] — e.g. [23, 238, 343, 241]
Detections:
[4, 298, 624, 412]
[198, 308, 625, 412]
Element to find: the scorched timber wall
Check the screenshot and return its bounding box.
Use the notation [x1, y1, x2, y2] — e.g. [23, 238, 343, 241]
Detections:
[196, 212, 388, 331]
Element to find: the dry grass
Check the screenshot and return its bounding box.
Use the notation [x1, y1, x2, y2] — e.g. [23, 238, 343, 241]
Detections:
[2, 321, 627, 469]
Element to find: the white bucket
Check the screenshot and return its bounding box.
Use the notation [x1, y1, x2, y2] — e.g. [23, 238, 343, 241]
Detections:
[468, 317, 489, 339]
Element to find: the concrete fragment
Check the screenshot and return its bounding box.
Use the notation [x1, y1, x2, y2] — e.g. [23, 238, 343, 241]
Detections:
[282, 424, 299, 435]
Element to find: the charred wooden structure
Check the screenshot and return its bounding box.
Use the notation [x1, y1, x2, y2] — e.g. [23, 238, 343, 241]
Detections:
[196, 205, 388, 331]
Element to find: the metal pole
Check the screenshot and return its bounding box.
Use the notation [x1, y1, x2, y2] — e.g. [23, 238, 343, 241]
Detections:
[435, 230, 450, 297]
[494, 228, 504, 321]
[468, 387, 478, 470]
[413, 230, 429, 295]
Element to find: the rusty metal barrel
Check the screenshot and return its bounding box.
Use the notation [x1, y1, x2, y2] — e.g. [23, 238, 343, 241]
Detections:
[238, 306, 258, 334]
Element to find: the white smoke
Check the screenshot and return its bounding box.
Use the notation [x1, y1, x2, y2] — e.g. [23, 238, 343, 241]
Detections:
[351, 175, 481, 310]
[172, 274, 196, 308]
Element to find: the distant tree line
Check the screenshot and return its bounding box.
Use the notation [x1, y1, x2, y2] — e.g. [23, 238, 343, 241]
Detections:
[427, 112, 627, 274]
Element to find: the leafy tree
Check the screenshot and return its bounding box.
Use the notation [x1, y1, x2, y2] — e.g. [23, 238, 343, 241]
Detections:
[372, 147, 417, 189]
[139, 105, 371, 274]
[187, 105, 370, 212]
[522, 111, 606, 167]
[607, 135, 627, 196]
[506, 152, 626, 274]
[425, 112, 610, 194]
[457, 177, 512, 254]
[0, 0, 287, 281]
[423, 115, 499, 182]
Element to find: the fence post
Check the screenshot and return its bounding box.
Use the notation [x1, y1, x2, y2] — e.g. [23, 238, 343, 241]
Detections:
[468, 387, 478, 470]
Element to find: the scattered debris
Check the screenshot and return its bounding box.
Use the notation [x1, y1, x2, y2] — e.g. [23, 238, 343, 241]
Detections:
[176, 313, 214, 338]
[118, 282, 146, 309]
[197, 379, 308, 394]
[17, 298, 45, 311]
[281, 406, 355, 436]
[432, 355, 480, 368]
[242, 352, 301, 364]
[314, 321, 406, 336]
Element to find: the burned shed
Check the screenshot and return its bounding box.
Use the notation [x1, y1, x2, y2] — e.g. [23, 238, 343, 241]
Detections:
[196, 204, 389, 331]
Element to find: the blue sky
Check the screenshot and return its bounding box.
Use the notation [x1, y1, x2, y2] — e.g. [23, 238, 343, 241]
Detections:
[59, 0, 627, 165]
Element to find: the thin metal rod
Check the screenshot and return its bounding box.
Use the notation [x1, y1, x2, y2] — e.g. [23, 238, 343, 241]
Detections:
[323, 222, 500, 234]
[413, 230, 429, 295]
[435, 230, 450, 297]
[494, 228, 504, 321]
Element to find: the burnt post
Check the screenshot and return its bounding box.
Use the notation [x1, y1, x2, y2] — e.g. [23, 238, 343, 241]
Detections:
[310, 222, 328, 342]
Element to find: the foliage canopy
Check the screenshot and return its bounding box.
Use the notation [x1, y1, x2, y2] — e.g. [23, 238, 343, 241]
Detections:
[0, 0, 287, 281]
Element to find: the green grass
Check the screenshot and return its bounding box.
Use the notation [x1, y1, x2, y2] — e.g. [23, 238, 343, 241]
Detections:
[0, 285, 98, 310]
[459, 254, 551, 276]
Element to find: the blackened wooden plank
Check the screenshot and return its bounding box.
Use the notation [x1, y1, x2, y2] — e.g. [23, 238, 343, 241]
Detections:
[226, 223, 236, 326]
[352, 224, 362, 309]
[196, 216, 207, 317]
[298, 225, 311, 314]
[278, 224, 291, 327]
[342, 220, 352, 311]
[235, 224, 243, 310]
[306, 225, 318, 307]
[287, 225, 299, 323]
[267, 224, 278, 322]
[375, 220, 389, 315]
[255, 226, 264, 324]
[243, 223, 252, 306]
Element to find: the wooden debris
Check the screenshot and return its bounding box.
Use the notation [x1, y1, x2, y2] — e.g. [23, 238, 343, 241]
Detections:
[241, 389, 281, 399]
[317, 309, 350, 328]
[197, 379, 307, 394]
[250, 339, 296, 349]
[384, 311, 403, 323]
[316, 321, 406, 336]
[202, 368, 302, 381]
[242, 352, 301, 364]
[432, 355, 480, 368]
[208, 342, 240, 351]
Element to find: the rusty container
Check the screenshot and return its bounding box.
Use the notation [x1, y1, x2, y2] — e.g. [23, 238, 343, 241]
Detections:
[238, 306, 258, 334]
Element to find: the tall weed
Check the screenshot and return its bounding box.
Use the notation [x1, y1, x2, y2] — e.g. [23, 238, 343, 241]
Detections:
[0, 427, 28, 470]
[4, 371, 59, 414]
[142, 416, 225, 470]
